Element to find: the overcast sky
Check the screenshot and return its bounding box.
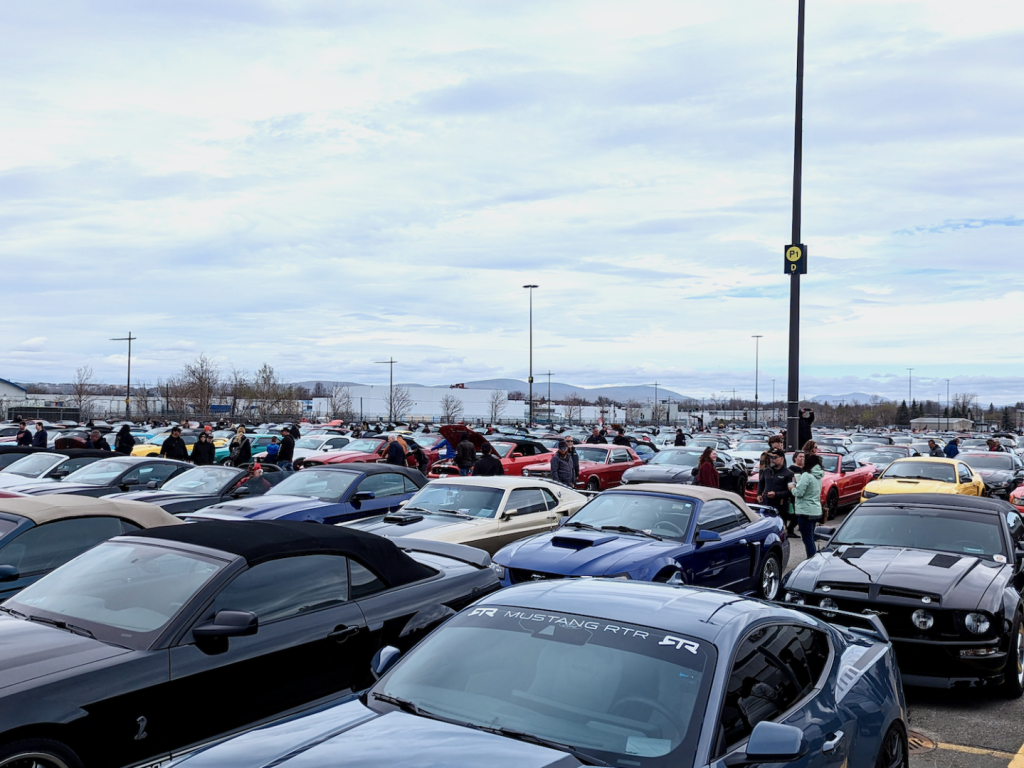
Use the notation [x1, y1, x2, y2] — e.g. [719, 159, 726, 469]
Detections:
[2, 0, 1022, 403]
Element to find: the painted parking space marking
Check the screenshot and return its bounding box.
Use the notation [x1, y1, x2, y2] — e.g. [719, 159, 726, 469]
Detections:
[937, 742, 1015, 761]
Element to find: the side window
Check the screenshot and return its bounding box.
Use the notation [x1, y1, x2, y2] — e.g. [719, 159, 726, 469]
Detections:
[507, 489, 548, 516]
[327, 438, 349, 449]
[717, 625, 826, 755]
[841, 458, 857, 472]
[358, 473, 409, 499]
[539, 487, 560, 510]
[0, 517, 123, 575]
[1007, 511, 1024, 541]
[958, 464, 974, 484]
[54, 457, 99, 474]
[611, 450, 630, 464]
[126, 463, 182, 485]
[121, 520, 142, 534]
[402, 476, 421, 493]
[211, 555, 349, 623]
[350, 560, 386, 599]
[697, 500, 744, 535]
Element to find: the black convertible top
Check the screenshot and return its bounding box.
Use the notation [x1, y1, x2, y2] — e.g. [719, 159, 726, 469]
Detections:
[133, 519, 435, 586]
[861, 493, 1014, 515]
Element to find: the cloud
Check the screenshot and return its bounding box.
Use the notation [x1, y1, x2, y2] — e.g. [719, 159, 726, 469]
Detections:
[14, 337, 46, 352]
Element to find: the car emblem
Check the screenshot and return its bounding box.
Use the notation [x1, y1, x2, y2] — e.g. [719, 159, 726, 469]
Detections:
[862, 609, 887, 617]
[921, 597, 932, 604]
[820, 585, 831, 592]
[530, 574, 545, 581]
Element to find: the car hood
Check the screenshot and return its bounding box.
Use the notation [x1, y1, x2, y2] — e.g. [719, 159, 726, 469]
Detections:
[621, 465, 694, 484]
[786, 546, 1005, 611]
[107, 489, 217, 505]
[192, 495, 330, 520]
[175, 700, 581, 768]
[8, 481, 108, 495]
[865, 479, 961, 495]
[973, 469, 1014, 484]
[347, 513, 488, 538]
[494, 529, 684, 576]
[0, 615, 131, 692]
[0, 474, 53, 489]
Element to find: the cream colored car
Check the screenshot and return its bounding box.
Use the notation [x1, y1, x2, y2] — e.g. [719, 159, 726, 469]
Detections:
[343, 476, 587, 555]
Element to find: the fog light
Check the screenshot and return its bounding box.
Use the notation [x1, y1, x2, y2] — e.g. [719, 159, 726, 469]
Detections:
[820, 597, 838, 617]
[960, 648, 998, 657]
[965, 613, 990, 634]
[785, 592, 805, 605]
[912, 609, 934, 630]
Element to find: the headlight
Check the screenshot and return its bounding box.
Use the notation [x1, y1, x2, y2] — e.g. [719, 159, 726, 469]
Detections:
[862, 491, 878, 499]
[819, 597, 838, 617]
[965, 612, 990, 634]
[784, 591, 806, 605]
[489, 563, 506, 579]
[912, 609, 934, 630]
[606, 573, 632, 580]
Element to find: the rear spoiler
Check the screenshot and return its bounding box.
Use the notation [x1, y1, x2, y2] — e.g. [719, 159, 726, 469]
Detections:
[396, 537, 492, 569]
[784, 603, 890, 644]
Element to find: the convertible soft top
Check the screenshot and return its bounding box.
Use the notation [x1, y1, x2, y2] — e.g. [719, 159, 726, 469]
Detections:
[133, 519, 435, 586]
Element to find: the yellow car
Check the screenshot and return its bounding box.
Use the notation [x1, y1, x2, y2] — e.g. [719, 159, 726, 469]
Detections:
[861, 457, 984, 502]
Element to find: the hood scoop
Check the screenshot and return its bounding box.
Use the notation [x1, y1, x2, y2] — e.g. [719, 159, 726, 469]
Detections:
[382, 512, 424, 525]
[839, 546, 869, 560]
[928, 553, 962, 569]
[551, 534, 617, 550]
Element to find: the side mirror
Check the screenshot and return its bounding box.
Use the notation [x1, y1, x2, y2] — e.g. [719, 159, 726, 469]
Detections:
[696, 529, 721, 545]
[121, 477, 139, 487]
[500, 508, 519, 521]
[192, 610, 258, 639]
[50, 470, 69, 480]
[511, 452, 523, 459]
[147, 480, 158, 489]
[0, 565, 19, 583]
[372, 645, 402, 679]
[814, 525, 836, 542]
[724, 721, 807, 766]
[352, 491, 376, 502]
[231, 486, 251, 498]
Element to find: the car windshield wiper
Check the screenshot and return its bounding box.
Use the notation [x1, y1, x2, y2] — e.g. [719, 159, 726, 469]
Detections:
[600, 525, 662, 541]
[437, 508, 474, 518]
[26, 614, 95, 638]
[370, 693, 455, 724]
[0, 605, 26, 619]
[563, 521, 600, 531]
[401, 506, 434, 514]
[474, 726, 608, 766]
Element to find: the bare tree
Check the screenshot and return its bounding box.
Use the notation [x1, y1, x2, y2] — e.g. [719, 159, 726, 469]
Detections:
[68, 366, 97, 420]
[132, 380, 152, 422]
[246, 363, 291, 421]
[329, 386, 355, 421]
[488, 390, 507, 423]
[224, 368, 249, 419]
[181, 354, 220, 420]
[383, 385, 415, 423]
[507, 390, 526, 401]
[162, 375, 192, 420]
[439, 394, 465, 424]
[312, 381, 328, 398]
[563, 392, 586, 425]
[624, 398, 643, 424]
[651, 401, 667, 424]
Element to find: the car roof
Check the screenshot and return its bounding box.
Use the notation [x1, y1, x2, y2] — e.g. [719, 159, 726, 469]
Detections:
[303, 462, 423, 478]
[132, 519, 433, 586]
[417, 476, 581, 490]
[890, 456, 958, 464]
[605, 483, 759, 521]
[0, 495, 184, 527]
[859, 493, 1014, 515]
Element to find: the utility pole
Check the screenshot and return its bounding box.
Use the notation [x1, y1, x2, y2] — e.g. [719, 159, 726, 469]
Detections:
[945, 378, 950, 431]
[546, 371, 556, 424]
[752, 335, 762, 427]
[110, 332, 137, 420]
[374, 358, 397, 425]
[907, 368, 914, 406]
[523, 285, 538, 426]
[772, 379, 776, 428]
[652, 382, 660, 427]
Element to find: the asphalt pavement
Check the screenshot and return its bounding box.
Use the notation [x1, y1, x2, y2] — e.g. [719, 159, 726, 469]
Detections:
[784, 508, 1024, 768]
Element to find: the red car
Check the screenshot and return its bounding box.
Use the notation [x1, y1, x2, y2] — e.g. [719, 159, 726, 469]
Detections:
[301, 435, 441, 471]
[744, 452, 876, 520]
[520, 444, 642, 491]
[428, 427, 552, 478]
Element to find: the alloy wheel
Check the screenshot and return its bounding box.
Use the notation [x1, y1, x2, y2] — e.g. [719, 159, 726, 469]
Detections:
[877, 726, 906, 768]
[1015, 623, 1023, 687]
[0, 753, 71, 768]
[760, 556, 780, 600]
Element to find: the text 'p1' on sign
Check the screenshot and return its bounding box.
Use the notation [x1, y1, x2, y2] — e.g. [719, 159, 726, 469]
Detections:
[784, 244, 807, 275]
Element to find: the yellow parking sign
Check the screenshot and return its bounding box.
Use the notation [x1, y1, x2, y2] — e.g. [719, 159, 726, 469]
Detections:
[784, 243, 807, 275]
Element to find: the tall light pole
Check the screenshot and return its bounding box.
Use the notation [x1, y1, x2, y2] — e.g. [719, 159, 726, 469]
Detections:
[523, 285, 538, 426]
[546, 370, 556, 424]
[945, 378, 951, 431]
[110, 332, 137, 421]
[772, 379, 776, 428]
[907, 368, 914, 407]
[374, 358, 397, 425]
[752, 335, 763, 427]
[651, 382, 660, 427]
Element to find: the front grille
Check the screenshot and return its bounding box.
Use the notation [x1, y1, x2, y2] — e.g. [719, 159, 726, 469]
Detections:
[818, 581, 870, 595]
[524, 470, 551, 478]
[879, 586, 941, 604]
[509, 568, 563, 584]
[822, 594, 956, 638]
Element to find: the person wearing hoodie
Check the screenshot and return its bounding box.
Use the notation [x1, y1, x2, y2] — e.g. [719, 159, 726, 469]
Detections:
[943, 438, 960, 459]
[32, 422, 48, 448]
[792, 453, 824, 558]
[114, 425, 135, 455]
[191, 432, 216, 465]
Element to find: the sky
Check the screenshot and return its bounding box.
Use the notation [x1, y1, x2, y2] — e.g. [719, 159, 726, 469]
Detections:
[2, 0, 1023, 403]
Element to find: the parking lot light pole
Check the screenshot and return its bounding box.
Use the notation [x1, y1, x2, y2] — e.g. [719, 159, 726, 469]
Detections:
[907, 368, 914, 406]
[374, 358, 397, 425]
[110, 332, 136, 421]
[752, 335, 762, 427]
[523, 285, 538, 426]
[945, 378, 950, 431]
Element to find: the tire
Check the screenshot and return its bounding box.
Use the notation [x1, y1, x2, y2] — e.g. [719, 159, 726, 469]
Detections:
[586, 477, 600, 492]
[1000, 614, 1024, 699]
[0, 739, 84, 768]
[757, 553, 781, 601]
[826, 488, 839, 521]
[874, 723, 908, 768]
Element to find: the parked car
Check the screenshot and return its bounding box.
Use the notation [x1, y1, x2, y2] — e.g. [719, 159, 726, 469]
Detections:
[0, 449, 115, 489]
[302, 436, 441, 472]
[347, 476, 588, 555]
[521, 444, 643, 491]
[427, 427, 552, 478]
[0, 494, 181, 599]
[0, 520, 499, 768]
[784, 494, 1024, 696]
[4, 457, 192, 497]
[621, 448, 748, 495]
[861, 457, 984, 502]
[955, 452, 1024, 499]
[190, 464, 427, 525]
[492, 484, 789, 599]
[106, 464, 289, 516]
[255, 434, 353, 462]
[746, 452, 876, 520]
[168, 578, 907, 768]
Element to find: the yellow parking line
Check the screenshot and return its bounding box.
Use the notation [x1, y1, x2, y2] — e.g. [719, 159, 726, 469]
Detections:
[937, 742, 1016, 760]
[1010, 737, 1024, 768]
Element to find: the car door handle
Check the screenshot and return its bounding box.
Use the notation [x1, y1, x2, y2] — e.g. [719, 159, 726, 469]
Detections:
[822, 730, 844, 754]
[328, 625, 360, 642]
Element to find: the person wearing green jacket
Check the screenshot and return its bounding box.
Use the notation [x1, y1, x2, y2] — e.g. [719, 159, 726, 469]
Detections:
[792, 453, 825, 558]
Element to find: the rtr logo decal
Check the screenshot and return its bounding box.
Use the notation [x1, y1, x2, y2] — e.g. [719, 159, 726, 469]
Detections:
[469, 608, 497, 617]
[659, 636, 700, 654]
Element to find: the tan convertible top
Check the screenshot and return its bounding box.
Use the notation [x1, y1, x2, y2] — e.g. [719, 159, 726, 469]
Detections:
[0, 495, 183, 528]
[617, 483, 761, 522]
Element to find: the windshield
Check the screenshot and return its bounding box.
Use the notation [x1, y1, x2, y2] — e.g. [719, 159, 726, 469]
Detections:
[855, 452, 900, 467]
[342, 439, 384, 453]
[161, 466, 238, 494]
[576, 447, 609, 463]
[569, 492, 695, 539]
[6, 540, 226, 649]
[959, 455, 1014, 471]
[880, 461, 955, 483]
[649, 450, 701, 467]
[405, 484, 504, 518]
[375, 606, 713, 767]
[491, 442, 515, 458]
[295, 438, 324, 450]
[1, 454, 60, 477]
[736, 442, 769, 452]
[266, 469, 358, 501]
[63, 460, 132, 486]
[832, 506, 1006, 559]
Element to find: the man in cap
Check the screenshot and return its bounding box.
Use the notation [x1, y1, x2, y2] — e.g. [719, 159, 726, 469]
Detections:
[550, 440, 575, 487]
[757, 448, 796, 534]
[159, 426, 191, 462]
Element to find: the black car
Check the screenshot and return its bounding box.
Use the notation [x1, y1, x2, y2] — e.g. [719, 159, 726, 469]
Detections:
[957, 452, 1024, 499]
[6, 457, 191, 497]
[106, 465, 289, 516]
[620, 447, 748, 494]
[0, 520, 499, 768]
[782, 494, 1024, 696]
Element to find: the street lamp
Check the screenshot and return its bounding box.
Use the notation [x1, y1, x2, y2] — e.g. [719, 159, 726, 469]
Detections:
[523, 285, 538, 426]
[374, 358, 397, 425]
[907, 368, 914, 405]
[752, 335, 762, 427]
[110, 332, 137, 420]
[945, 378, 951, 431]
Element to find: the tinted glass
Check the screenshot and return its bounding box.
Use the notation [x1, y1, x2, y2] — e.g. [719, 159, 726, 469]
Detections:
[350, 560, 385, 598]
[507, 489, 548, 516]
[0, 517, 123, 575]
[63, 459, 133, 485]
[267, 469, 358, 501]
[0, 454, 32, 469]
[959, 455, 1014, 470]
[377, 606, 714, 767]
[569, 492, 695, 539]
[358, 473, 409, 498]
[697, 500, 745, 534]
[833, 506, 1005, 559]
[404, 483, 504, 518]
[123, 463, 181, 485]
[650, 450, 702, 467]
[54, 457, 103, 474]
[0, 518, 19, 538]
[212, 555, 349, 622]
[1, 454, 60, 477]
[162, 466, 238, 494]
[958, 464, 974, 483]
[881, 461, 955, 483]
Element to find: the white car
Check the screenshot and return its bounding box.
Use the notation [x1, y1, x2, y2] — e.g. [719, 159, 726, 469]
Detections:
[254, 435, 353, 461]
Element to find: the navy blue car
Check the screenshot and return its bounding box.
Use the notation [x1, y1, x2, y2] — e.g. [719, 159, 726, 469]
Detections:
[168, 579, 908, 768]
[491, 484, 789, 600]
[188, 464, 427, 525]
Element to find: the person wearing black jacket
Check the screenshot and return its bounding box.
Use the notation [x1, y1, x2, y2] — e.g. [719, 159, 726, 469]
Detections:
[612, 429, 631, 447]
[191, 433, 216, 465]
[159, 427, 190, 463]
[757, 449, 796, 534]
[674, 429, 686, 446]
[278, 431, 296, 471]
[32, 423, 47, 447]
[114, 425, 135, 455]
[798, 408, 814, 450]
[564, 436, 580, 487]
[472, 443, 504, 476]
[85, 430, 111, 451]
[15, 422, 32, 446]
[384, 435, 406, 466]
[585, 428, 607, 445]
[456, 434, 476, 476]
[229, 428, 251, 466]
[550, 441, 575, 487]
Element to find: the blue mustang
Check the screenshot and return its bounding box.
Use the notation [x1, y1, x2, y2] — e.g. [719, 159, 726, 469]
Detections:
[491, 484, 789, 599]
[187, 464, 427, 525]
[168, 579, 907, 768]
